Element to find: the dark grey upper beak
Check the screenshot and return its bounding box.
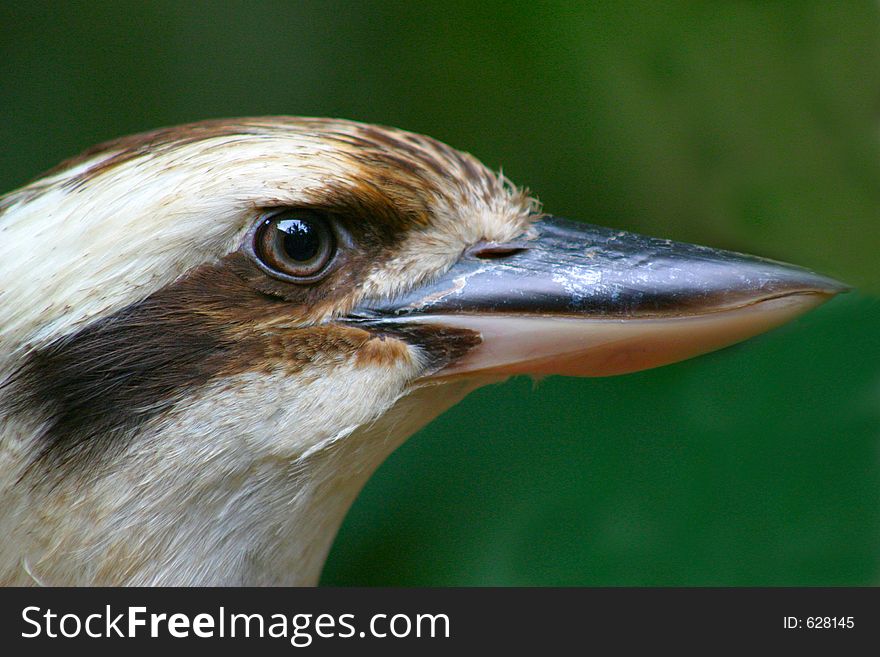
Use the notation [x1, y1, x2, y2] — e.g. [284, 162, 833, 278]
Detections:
[343, 216, 847, 379]
[355, 216, 848, 320]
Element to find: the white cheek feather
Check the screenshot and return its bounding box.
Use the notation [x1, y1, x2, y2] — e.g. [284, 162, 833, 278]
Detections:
[149, 348, 425, 463]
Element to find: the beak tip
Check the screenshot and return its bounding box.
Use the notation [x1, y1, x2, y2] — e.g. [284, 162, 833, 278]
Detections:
[743, 255, 851, 303]
[797, 271, 852, 298]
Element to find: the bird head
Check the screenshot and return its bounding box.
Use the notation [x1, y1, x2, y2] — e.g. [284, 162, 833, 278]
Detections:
[0, 117, 845, 585]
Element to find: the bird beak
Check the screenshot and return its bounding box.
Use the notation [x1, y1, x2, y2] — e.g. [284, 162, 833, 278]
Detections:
[346, 216, 849, 379]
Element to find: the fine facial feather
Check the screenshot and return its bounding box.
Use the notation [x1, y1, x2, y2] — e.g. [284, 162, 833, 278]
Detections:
[0, 117, 534, 585]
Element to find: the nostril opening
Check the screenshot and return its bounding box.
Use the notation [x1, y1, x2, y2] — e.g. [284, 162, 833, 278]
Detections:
[470, 243, 529, 259]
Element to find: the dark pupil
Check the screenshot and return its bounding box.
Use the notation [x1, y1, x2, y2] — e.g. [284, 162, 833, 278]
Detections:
[277, 218, 321, 262]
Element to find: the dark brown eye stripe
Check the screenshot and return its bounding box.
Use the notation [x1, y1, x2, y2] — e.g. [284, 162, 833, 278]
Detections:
[5, 246, 481, 479]
[3, 251, 365, 477]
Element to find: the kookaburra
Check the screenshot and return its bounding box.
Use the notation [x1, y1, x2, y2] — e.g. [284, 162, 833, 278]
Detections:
[0, 117, 845, 586]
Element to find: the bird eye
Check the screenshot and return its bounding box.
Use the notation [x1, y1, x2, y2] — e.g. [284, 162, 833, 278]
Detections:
[254, 212, 336, 281]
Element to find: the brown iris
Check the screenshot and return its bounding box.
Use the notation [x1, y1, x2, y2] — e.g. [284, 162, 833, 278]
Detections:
[255, 212, 336, 280]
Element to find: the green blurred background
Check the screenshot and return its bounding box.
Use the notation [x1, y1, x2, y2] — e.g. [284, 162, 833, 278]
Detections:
[2, 1, 878, 585]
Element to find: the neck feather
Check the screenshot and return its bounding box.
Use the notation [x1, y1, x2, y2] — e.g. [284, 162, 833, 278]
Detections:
[0, 378, 482, 585]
